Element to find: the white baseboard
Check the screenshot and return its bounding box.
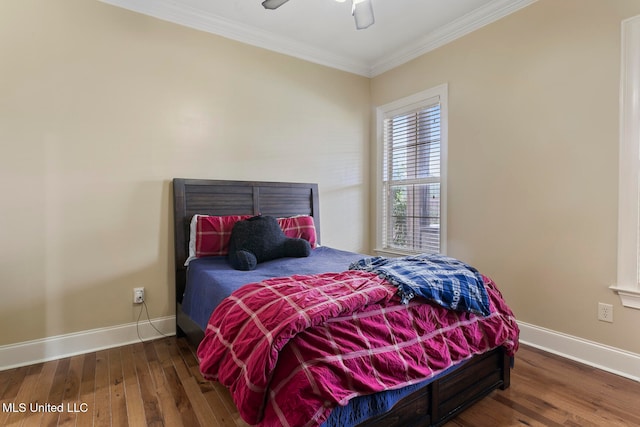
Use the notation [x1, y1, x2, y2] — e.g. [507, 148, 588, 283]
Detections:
[2, 317, 638, 383]
[0, 316, 176, 371]
[518, 321, 640, 382]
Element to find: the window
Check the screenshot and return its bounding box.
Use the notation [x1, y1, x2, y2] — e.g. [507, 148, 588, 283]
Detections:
[611, 16, 640, 309]
[375, 84, 447, 255]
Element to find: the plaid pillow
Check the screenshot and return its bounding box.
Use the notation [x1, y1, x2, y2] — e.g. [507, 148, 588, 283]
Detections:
[277, 215, 318, 248]
[187, 215, 252, 264]
[186, 214, 318, 265]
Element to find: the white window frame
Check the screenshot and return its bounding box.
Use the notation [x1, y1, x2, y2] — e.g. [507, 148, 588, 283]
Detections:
[611, 16, 640, 309]
[374, 84, 448, 256]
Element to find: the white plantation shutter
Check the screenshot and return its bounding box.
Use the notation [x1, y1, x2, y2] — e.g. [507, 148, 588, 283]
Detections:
[380, 91, 445, 254]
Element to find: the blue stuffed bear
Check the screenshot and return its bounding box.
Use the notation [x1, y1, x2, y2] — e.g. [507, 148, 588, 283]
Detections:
[227, 215, 311, 271]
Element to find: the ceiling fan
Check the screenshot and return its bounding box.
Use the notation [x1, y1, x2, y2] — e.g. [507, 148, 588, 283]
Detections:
[261, 0, 375, 30]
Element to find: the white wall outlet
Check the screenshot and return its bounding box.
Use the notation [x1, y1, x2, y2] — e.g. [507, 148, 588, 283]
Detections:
[133, 287, 145, 304]
[598, 302, 613, 323]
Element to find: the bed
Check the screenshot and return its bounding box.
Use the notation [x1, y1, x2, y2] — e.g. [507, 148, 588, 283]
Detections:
[172, 178, 519, 427]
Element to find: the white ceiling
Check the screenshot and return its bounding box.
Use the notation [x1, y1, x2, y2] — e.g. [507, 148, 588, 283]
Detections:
[100, 0, 536, 77]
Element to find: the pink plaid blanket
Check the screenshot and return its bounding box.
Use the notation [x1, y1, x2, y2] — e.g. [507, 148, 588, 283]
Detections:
[197, 270, 519, 427]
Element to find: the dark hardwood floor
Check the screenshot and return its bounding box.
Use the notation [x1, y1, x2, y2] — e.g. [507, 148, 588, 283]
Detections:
[1, 338, 638, 426]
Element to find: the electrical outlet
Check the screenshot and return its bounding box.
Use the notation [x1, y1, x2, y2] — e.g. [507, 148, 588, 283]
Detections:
[133, 287, 145, 304]
[598, 302, 613, 323]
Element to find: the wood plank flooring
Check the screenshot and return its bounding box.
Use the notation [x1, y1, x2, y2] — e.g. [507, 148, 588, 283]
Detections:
[1, 338, 638, 426]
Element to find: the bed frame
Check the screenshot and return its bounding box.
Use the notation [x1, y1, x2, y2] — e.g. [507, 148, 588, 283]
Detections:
[172, 178, 511, 427]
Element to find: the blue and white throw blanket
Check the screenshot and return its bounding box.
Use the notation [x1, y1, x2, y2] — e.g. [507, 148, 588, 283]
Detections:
[349, 253, 491, 316]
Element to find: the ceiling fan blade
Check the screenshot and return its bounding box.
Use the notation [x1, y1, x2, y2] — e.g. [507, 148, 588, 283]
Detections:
[262, 0, 290, 10]
[352, 0, 374, 30]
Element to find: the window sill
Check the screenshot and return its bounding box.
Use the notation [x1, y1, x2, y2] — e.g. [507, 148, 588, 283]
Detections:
[374, 248, 420, 258]
[610, 286, 640, 310]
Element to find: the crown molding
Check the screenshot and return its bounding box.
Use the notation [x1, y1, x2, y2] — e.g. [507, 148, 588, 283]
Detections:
[370, 0, 538, 76]
[99, 0, 372, 76]
[99, 0, 537, 78]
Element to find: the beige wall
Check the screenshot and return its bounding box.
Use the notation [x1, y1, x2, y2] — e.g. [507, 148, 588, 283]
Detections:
[0, 0, 371, 346]
[2, 0, 640, 357]
[372, 0, 640, 354]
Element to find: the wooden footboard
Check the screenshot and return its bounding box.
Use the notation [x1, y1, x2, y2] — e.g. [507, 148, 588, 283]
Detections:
[359, 347, 511, 427]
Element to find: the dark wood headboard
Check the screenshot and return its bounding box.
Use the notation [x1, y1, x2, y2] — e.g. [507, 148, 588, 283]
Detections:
[172, 178, 320, 303]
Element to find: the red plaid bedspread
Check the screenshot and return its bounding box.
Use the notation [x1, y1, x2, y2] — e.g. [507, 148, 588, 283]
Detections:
[197, 270, 519, 427]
